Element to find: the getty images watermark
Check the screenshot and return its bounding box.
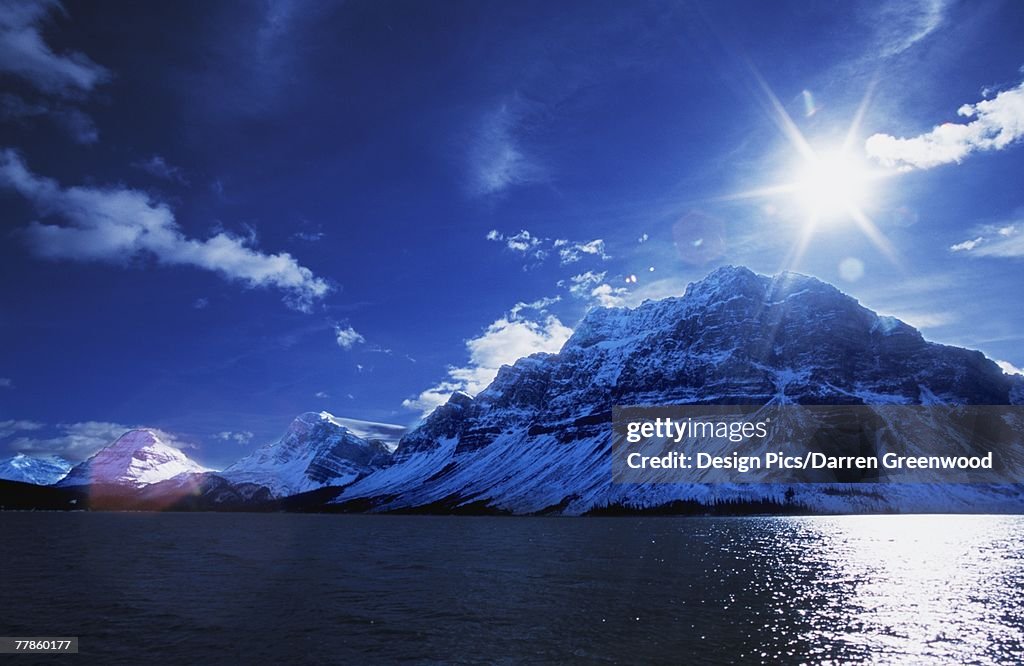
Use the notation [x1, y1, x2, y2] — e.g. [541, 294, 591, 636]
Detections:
[612, 405, 1024, 484]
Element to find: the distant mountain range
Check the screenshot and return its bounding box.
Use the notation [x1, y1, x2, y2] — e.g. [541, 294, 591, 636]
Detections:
[0, 453, 71, 485]
[3, 266, 1022, 515]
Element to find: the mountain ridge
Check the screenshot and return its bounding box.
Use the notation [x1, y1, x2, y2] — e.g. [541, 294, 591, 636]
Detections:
[9, 266, 1024, 514]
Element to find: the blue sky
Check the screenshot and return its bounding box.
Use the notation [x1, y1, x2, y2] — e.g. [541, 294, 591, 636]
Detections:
[1, 0, 1023, 467]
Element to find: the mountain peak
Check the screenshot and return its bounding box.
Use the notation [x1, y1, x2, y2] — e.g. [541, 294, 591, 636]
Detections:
[222, 410, 394, 497]
[58, 428, 210, 488]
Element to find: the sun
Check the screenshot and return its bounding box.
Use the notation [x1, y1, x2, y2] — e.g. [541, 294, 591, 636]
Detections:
[793, 151, 871, 219]
[715, 71, 902, 268]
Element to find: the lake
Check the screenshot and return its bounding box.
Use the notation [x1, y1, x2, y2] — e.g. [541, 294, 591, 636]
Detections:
[1, 513, 1022, 663]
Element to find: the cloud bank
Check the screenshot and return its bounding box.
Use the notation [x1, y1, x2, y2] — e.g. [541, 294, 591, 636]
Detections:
[0, 150, 330, 311]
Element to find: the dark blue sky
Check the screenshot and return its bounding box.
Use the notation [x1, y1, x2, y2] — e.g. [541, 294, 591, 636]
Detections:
[2, 0, 1023, 467]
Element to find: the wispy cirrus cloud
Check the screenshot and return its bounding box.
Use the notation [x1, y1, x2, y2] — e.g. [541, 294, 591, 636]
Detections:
[866, 80, 1024, 170]
[949, 222, 1024, 258]
[0, 2, 106, 143]
[0, 150, 331, 311]
[215, 430, 254, 445]
[402, 300, 571, 416]
[468, 99, 546, 196]
[132, 154, 189, 184]
[0, 94, 98, 144]
[0, 0, 109, 96]
[866, 0, 948, 59]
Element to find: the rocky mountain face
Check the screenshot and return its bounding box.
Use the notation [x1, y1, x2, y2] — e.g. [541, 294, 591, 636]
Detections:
[0, 453, 71, 485]
[58, 429, 210, 487]
[330, 266, 1023, 514]
[220, 411, 394, 497]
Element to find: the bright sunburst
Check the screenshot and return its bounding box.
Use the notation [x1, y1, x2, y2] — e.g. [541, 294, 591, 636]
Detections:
[792, 151, 872, 219]
[721, 71, 901, 269]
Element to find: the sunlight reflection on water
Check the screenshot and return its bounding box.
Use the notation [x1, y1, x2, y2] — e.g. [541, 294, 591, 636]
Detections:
[741, 515, 1024, 663]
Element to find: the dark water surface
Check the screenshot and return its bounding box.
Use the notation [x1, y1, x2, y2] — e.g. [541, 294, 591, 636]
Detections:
[1, 513, 1022, 664]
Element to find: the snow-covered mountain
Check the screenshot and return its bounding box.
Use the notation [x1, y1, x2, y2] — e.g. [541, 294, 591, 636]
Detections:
[21, 266, 1024, 515]
[0, 454, 71, 485]
[327, 266, 1024, 514]
[220, 411, 393, 497]
[58, 429, 211, 487]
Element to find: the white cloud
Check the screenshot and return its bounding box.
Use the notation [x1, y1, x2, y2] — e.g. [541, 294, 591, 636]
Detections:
[949, 221, 1024, 258]
[0, 419, 43, 439]
[621, 276, 689, 307]
[485, 229, 541, 253]
[0, 0, 110, 96]
[558, 238, 609, 264]
[505, 230, 540, 252]
[334, 324, 365, 350]
[950, 237, 984, 252]
[133, 155, 188, 184]
[590, 282, 627, 307]
[216, 430, 254, 445]
[403, 309, 572, 416]
[469, 101, 544, 196]
[314, 391, 329, 399]
[0, 377, 12, 388]
[997, 360, 1024, 376]
[193, 297, 209, 309]
[508, 295, 560, 319]
[564, 270, 606, 298]
[487, 229, 609, 267]
[866, 81, 1024, 170]
[0, 150, 331, 311]
[562, 270, 625, 306]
